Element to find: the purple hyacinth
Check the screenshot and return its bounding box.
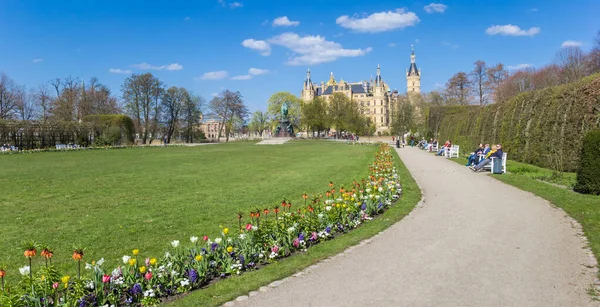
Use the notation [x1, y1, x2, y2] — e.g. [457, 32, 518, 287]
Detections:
[325, 226, 331, 234]
[211, 242, 218, 252]
[239, 254, 245, 265]
[131, 283, 142, 295]
[78, 299, 86, 307]
[188, 269, 198, 283]
[201, 248, 207, 254]
[377, 202, 383, 209]
[298, 233, 305, 241]
[361, 202, 366, 211]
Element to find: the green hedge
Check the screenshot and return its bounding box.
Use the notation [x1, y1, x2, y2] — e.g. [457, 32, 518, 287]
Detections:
[574, 129, 600, 194]
[427, 74, 600, 172]
[82, 114, 135, 145]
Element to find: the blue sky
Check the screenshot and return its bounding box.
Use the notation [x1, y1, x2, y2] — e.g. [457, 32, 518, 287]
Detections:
[1, 0, 598, 112]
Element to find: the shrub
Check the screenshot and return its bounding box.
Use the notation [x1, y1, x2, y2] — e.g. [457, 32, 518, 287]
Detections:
[83, 114, 135, 145]
[574, 129, 600, 195]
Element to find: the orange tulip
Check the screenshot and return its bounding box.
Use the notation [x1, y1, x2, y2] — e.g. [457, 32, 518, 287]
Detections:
[41, 249, 53, 259]
[0, 270, 5, 278]
[24, 249, 37, 258]
[72, 252, 83, 261]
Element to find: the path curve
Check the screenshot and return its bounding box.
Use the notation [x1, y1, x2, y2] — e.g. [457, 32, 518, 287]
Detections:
[233, 147, 597, 306]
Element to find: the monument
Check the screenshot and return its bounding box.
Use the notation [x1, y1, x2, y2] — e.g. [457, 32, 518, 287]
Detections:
[274, 101, 294, 137]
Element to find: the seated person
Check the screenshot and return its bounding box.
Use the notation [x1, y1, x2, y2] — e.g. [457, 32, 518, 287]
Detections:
[466, 143, 485, 166]
[471, 144, 503, 171]
[437, 140, 451, 156]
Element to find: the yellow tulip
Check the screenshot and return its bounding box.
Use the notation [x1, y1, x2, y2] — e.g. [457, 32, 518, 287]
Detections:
[223, 228, 229, 235]
[139, 266, 146, 273]
[226, 246, 233, 253]
[132, 249, 139, 256]
[128, 258, 136, 266]
[195, 255, 203, 261]
[61, 276, 70, 284]
[149, 258, 157, 266]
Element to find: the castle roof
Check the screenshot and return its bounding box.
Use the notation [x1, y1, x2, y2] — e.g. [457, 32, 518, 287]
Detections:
[408, 62, 419, 77]
[321, 83, 367, 95]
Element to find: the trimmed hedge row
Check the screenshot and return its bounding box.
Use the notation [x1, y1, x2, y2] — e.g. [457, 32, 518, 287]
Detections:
[574, 129, 600, 194]
[0, 115, 135, 150]
[427, 74, 600, 172]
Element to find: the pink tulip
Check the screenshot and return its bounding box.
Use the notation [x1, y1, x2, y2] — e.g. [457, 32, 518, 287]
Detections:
[145, 258, 150, 266]
[271, 245, 279, 253]
[52, 282, 59, 289]
[293, 238, 300, 248]
[145, 272, 153, 280]
[202, 236, 209, 242]
[245, 223, 253, 231]
[102, 274, 110, 283]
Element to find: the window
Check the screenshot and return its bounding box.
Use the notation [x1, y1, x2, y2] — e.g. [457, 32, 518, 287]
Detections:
[380, 100, 383, 105]
[360, 102, 364, 106]
[374, 117, 376, 123]
[380, 108, 383, 114]
[374, 108, 376, 114]
[381, 117, 383, 124]
[367, 102, 370, 106]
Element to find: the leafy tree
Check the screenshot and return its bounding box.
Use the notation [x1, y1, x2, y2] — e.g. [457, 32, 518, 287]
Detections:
[391, 95, 415, 138]
[248, 111, 269, 137]
[267, 92, 301, 129]
[327, 93, 349, 133]
[181, 94, 204, 143]
[301, 96, 328, 136]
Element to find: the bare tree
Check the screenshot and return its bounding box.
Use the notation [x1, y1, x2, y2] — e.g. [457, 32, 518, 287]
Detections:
[445, 72, 471, 105]
[470, 60, 491, 106]
[122, 73, 163, 144]
[209, 90, 248, 142]
[161, 86, 187, 143]
[34, 84, 53, 121]
[0, 73, 17, 119]
[555, 46, 587, 83]
[15, 86, 37, 120]
[486, 63, 508, 103]
[80, 77, 120, 117]
[51, 76, 80, 121]
[425, 90, 446, 106]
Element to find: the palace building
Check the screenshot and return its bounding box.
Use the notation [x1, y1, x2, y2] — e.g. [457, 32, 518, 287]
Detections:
[300, 46, 421, 134]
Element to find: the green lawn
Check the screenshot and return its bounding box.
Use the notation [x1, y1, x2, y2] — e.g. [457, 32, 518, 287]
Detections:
[451, 156, 600, 278]
[0, 141, 379, 281]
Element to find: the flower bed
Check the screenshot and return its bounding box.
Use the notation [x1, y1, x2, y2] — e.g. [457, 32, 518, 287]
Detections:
[0, 144, 401, 307]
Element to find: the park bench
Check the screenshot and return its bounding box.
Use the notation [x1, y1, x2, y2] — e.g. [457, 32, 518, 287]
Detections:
[444, 145, 460, 158]
[55, 144, 67, 150]
[430, 143, 438, 152]
[482, 152, 508, 174]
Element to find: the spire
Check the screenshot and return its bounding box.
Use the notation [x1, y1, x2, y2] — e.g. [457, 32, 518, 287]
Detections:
[411, 45, 416, 64]
[307, 68, 311, 80]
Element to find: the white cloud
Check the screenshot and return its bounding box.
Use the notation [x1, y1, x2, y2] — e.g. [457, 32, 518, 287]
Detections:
[249, 68, 269, 75]
[231, 75, 252, 80]
[507, 64, 533, 70]
[388, 43, 396, 47]
[336, 9, 419, 33]
[130, 62, 183, 71]
[261, 19, 269, 26]
[32, 59, 43, 63]
[561, 40, 583, 48]
[268, 32, 372, 65]
[273, 16, 300, 27]
[198, 71, 228, 80]
[218, 0, 242, 8]
[441, 41, 458, 48]
[485, 24, 540, 36]
[424, 3, 447, 13]
[242, 39, 271, 56]
[230, 68, 270, 81]
[109, 68, 132, 74]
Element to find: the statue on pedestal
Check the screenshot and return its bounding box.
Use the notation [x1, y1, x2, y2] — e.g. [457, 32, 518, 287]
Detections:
[275, 101, 294, 137]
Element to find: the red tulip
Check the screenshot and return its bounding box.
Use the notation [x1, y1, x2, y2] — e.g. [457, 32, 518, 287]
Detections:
[102, 274, 110, 283]
[145, 272, 153, 280]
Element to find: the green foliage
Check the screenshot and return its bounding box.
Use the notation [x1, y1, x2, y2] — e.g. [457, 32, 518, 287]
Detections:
[391, 95, 415, 136]
[83, 114, 135, 145]
[267, 92, 302, 129]
[427, 74, 600, 171]
[574, 129, 600, 194]
[301, 97, 329, 135]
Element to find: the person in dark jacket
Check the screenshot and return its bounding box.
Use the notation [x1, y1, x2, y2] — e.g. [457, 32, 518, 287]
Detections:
[466, 143, 484, 166]
[471, 144, 503, 171]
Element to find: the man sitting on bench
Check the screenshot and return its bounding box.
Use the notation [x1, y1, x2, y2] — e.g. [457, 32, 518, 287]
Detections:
[470, 144, 503, 172]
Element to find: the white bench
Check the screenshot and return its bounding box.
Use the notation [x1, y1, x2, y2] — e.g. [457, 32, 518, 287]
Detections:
[430, 144, 438, 152]
[483, 152, 507, 174]
[445, 145, 460, 158]
[56, 144, 67, 149]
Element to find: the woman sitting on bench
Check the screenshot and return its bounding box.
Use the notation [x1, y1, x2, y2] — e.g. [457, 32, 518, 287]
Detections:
[471, 144, 503, 172]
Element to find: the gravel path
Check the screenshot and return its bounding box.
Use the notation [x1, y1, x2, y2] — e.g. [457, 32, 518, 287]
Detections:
[232, 147, 597, 307]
